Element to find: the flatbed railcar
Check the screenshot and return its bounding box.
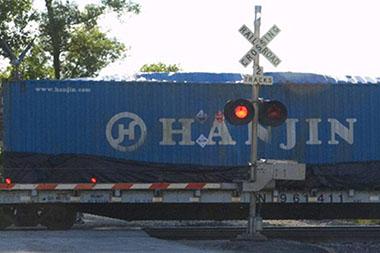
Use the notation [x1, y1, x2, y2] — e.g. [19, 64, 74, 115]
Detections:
[1, 72, 380, 229]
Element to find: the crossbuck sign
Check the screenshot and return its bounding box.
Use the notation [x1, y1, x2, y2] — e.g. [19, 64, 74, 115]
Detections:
[239, 24, 281, 68]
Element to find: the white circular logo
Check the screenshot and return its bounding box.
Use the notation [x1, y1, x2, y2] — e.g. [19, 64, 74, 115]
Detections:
[106, 112, 147, 152]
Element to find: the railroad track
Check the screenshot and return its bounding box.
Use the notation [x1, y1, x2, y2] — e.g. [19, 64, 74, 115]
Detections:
[144, 225, 380, 241]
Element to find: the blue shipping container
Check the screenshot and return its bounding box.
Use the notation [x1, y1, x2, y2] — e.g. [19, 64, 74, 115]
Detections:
[3, 72, 378, 166]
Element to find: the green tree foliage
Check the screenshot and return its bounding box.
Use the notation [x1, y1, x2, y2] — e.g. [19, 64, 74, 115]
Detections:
[140, 62, 182, 73]
[63, 26, 125, 78]
[0, 0, 38, 59]
[19, 44, 55, 79]
[0, 0, 140, 79]
[0, 0, 39, 79]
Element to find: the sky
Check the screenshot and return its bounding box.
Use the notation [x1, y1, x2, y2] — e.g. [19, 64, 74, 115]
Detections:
[32, 0, 380, 77]
[7, 0, 380, 77]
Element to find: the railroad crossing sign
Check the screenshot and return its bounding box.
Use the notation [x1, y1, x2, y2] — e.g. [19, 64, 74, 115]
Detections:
[243, 65, 273, 85]
[239, 24, 281, 67]
[243, 74, 273, 85]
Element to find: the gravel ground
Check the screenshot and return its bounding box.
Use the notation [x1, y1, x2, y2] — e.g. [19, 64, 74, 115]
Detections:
[124, 218, 380, 253]
[0, 229, 219, 253]
[182, 239, 380, 253]
[181, 240, 331, 253]
[319, 242, 380, 253]
[1, 215, 380, 253]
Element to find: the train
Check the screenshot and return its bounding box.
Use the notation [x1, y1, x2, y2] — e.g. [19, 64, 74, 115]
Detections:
[1, 72, 380, 229]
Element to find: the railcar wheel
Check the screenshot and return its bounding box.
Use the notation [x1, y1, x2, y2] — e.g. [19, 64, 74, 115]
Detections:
[41, 206, 76, 230]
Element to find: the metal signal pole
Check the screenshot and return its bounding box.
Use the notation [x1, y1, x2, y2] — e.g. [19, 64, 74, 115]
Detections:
[247, 5, 266, 240]
[236, 3, 305, 241]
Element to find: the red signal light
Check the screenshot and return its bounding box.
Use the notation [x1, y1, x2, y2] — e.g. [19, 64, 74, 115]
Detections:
[267, 106, 282, 120]
[234, 105, 249, 119]
[259, 100, 287, 127]
[90, 177, 97, 184]
[5, 178, 12, 185]
[224, 99, 255, 125]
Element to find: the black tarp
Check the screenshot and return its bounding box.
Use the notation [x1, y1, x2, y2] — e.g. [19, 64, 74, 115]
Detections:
[2, 152, 249, 183]
[3, 152, 380, 190]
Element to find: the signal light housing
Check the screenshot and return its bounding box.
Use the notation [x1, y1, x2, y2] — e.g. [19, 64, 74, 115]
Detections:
[223, 98, 287, 127]
[259, 100, 288, 127]
[224, 99, 255, 125]
[90, 177, 97, 184]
